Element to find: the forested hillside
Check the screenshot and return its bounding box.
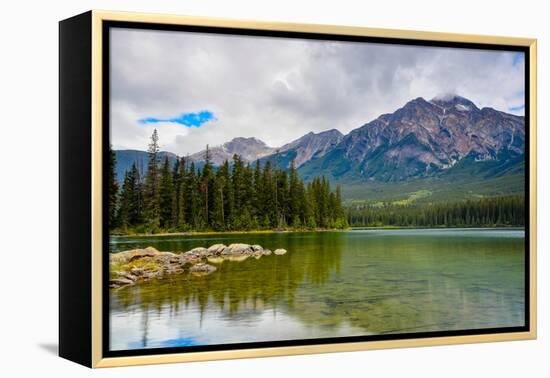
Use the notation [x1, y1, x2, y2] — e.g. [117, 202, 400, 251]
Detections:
[110, 130, 348, 234]
[347, 195, 525, 228]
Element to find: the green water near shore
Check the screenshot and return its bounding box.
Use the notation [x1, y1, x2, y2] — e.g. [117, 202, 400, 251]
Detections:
[109, 228, 525, 351]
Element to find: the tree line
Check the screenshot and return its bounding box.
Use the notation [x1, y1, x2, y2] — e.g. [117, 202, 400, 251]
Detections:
[347, 195, 525, 228]
[109, 129, 348, 234]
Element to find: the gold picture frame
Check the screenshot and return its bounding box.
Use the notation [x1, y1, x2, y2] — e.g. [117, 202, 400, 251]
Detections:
[59, 10, 537, 368]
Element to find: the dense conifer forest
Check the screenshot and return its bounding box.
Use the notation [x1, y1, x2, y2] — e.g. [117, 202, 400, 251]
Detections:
[109, 129, 348, 233]
[109, 130, 525, 234]
[347, 195, 525, 228]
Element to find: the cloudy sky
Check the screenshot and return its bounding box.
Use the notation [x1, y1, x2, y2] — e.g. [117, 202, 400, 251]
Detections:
[110, 27, 525, 155]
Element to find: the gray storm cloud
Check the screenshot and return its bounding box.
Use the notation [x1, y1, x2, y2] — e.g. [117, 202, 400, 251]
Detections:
[110, 27, 525, 155]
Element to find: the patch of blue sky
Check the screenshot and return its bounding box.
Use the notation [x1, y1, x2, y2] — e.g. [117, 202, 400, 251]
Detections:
[138, 110, 216, 127]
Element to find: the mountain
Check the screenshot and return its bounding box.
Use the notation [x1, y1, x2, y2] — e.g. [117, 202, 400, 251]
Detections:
[189, 130, 344, 168]
[189, 137, 276, 165]
[279, 129, 344, 167]
[259, 129, 344, 169]
[113, 95, 525, 202]
[298, 95, 525, 183]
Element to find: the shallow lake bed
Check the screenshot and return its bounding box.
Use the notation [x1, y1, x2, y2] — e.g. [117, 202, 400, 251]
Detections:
[109, 228, 525, 351]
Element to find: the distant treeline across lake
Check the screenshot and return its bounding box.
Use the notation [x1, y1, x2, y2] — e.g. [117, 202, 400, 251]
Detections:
[347, 195, 525, 228]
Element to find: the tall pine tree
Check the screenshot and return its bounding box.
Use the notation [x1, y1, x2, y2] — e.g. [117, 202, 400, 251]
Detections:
[143, 129, 161, 232]
[159, 156, 175, 229]
[175, 157, 187, 230]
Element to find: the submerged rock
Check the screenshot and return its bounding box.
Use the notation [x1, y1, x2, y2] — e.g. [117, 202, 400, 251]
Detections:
[227, 255, 249, 262]
[274, 248, 287, 255]
[190, 263, 217, 275]
[206, 256, 225, 264]
[109, 278, 135, 288]
[164, 266, 184, 275]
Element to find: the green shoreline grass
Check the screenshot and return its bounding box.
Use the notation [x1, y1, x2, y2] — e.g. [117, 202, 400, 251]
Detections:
[110, 228, 347, 238]
[110, 225, 524, 238]
[350, 225, 525, 229]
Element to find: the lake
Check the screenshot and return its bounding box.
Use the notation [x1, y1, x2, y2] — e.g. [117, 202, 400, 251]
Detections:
[109, 228, 525, 351]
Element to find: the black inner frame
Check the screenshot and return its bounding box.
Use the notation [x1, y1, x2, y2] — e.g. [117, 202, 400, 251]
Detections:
[102, 20, 531, 359]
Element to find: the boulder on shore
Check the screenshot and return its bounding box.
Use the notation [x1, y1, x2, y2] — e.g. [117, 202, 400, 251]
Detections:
[207, 244, 227, 255]
[110, 246, 161, 264]
[222, 243, 253, 255]
[187, 247, 209, 257]
[110, 243, 288, 289]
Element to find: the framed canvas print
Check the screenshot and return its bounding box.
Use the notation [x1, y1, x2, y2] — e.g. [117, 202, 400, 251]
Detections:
[59, 10, 537, 368]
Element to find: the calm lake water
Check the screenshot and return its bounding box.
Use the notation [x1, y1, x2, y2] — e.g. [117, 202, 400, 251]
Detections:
[109, 228, 525, 351]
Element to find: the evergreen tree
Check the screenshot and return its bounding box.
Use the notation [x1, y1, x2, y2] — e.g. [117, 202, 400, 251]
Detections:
[175, 157, 187, 230]
[117, 163, 143, 230]
[215, 160, 232, 230]
[171, 158, 181, 228]
[334, 185, 347, 228]
[260, 161, 276, 227]
[276, 169, 289, 228]
[200, 145, 215, 227]
[117, 171, 131, 230]
[143, 129, 161, 232]
[288, 160, 301, 227]
[159, 156, 175, 229]
[231, 154, 246, 228]
[108, 145, 119, 229]
[252, 159, 262, 221]
[186, 161, 201, 229]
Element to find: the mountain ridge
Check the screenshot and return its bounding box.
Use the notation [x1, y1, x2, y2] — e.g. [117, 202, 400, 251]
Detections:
[298, 95, 524, 182]
[114, 95, 525, 200]
[189, 136, 276, 166]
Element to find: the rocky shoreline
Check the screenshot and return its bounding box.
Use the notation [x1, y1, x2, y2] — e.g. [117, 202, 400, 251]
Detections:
[109, 243, 287, 289]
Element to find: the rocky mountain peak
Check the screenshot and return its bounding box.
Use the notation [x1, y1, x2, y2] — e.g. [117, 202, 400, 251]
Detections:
[299, 95, 525, 182]
[277, 128, 344, 167]
[320, 128, 344, 137]
[430, 94, 479, 111]
[190, 136, 275, 165]
[224, 137, 268, 150]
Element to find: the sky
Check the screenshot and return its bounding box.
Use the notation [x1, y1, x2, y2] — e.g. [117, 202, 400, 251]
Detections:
[110, 27, 525, 155]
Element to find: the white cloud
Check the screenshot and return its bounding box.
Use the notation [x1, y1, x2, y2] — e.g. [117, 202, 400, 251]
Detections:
[110, 28, 525, 155]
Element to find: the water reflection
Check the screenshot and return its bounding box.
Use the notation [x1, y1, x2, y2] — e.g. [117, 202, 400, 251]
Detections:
[110, 229, 525, 350]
